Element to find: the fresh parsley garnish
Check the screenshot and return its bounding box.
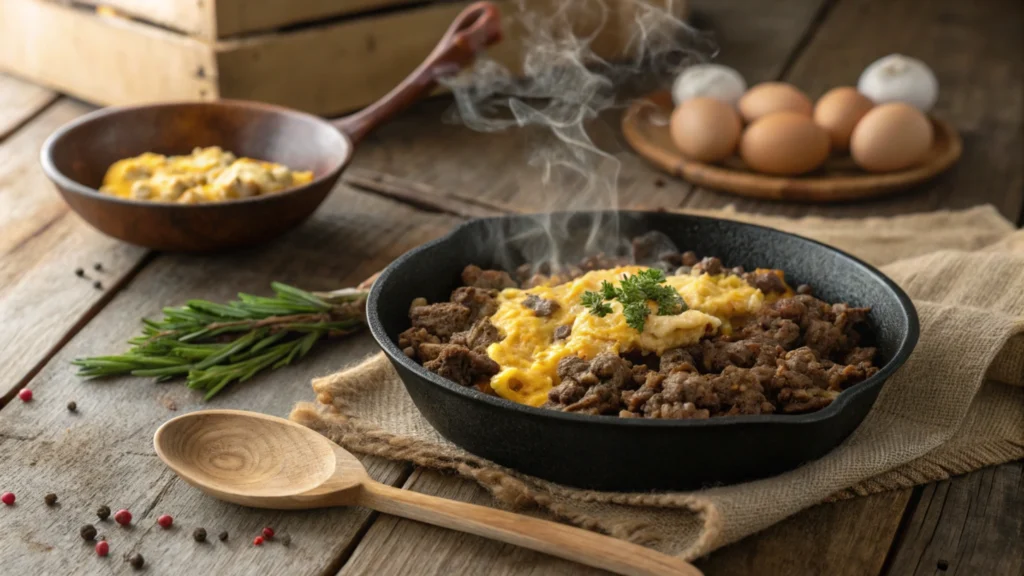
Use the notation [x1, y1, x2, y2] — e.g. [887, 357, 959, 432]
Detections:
[580, 269, 687, 331]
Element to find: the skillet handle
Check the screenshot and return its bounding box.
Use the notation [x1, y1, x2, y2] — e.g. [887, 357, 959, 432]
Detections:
[332, 1, 502, 144]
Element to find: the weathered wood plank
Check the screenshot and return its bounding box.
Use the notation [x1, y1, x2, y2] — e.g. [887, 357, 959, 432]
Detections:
[339, 469, 911, 576]
[883, 461, 1024, 576]
[349, 0, 832, 214]
[0, 99, 147, 404]
[0, 73, 57, 141]
[682, 0, 1024, 220]
[338, 469, 614, 576]
[0, 185, 461, 575]
[696, 491, 913, 576]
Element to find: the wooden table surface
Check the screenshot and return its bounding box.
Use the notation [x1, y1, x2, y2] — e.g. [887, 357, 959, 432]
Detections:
[1, 0, 1021, 574]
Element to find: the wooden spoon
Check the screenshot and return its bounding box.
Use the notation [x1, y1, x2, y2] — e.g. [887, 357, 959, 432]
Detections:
[154, 409, 703, 576]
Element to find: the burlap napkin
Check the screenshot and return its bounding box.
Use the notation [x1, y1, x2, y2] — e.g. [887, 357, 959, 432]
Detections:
[291, 205, 1024, 561]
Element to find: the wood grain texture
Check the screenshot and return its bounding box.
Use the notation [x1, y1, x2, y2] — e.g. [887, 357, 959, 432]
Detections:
[0, 73, 57, 141]
[696, 491, 913, 576]
[0, 100, 147, 403]
[347, 0, 832, 213]
[0, 185, 459, 574]
[0, 0, 218, 106]
[883, 461, 1024, 576]
[682, 0, 1024, 220]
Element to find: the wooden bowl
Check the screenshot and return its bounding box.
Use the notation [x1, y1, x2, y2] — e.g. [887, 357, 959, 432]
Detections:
[39, 2, 502, 252]
[622, 91, 963, 202]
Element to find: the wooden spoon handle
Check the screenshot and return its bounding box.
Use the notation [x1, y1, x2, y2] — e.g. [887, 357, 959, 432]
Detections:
[332, 1, 502, 144]
[357, 481, 703, 576]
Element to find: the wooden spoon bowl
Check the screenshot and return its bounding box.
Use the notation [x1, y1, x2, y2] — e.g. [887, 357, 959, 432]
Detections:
[154, 409, 703, 576]
[40, 2, 503, 252]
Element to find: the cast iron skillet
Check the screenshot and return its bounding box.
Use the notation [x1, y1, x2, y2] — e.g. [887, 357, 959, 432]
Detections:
[367, 211, 919, 491]
[39, 2, 501, 252]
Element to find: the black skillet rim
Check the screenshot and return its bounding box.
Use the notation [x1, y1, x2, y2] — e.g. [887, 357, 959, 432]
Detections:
[38, 99, 351, 209]
[367, 211, 920, 428]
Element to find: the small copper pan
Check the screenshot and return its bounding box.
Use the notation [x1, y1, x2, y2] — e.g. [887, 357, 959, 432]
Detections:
[40, 2, 501, 252]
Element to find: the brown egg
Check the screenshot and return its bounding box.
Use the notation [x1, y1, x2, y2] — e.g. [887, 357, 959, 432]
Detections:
[738, 82, 813, 123]
[850, 103, 933, 172]
[813, 87, 874, 151]
[739, 112, 831, 175]
[669, 97, 743, 163]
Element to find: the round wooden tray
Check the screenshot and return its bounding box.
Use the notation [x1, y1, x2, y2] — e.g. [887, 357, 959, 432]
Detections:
[622, 91, 963, 202]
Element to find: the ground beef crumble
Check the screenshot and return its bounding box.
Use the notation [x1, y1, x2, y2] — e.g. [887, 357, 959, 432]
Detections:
[405, 250, 880, 419]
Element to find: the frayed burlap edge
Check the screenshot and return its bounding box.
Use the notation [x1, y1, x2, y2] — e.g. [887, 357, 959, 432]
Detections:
[290, 353, 722, 559]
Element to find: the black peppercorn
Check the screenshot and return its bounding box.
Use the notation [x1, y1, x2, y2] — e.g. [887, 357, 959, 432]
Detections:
[93, 281, 103, 290]
[96, 505, 111, 520]
[74, 268, 85, 277]
[127, 552, 144, 569]
[44, 493, 58, 506]
[279, 533, 291, 547]
[193, 527, 207, 542]
[218, 531, 228, 542]
[654, 178, 666, 188]
[93, 263, 103, 271]
[67, 401, 77, 412]
[80, 524, 97, 541]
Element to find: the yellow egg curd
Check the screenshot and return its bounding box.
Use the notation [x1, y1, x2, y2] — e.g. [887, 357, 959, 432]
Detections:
[485, 266, 768, 406]
[100, 146, 314, 204]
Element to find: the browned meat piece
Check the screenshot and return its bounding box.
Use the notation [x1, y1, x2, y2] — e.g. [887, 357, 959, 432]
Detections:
[712, 367, 776, 415]
[548, 380, 586, 405]
[622, 372, 664, 412]
[461, 265, 517, 290]
[681, 251, 699, 266]
[450, 286, 499, 321]
[522, 294, 560, 317]
[630, 231, 681, 265]
[660, 348, 698, 374]
[771, 346, 832, 392]
[416, 342, 445, 362]
[546, 353, 635, 415]
[844, 346, 877, 366]
[744, 270, 788, 294]
[423, 344, 500, 387]
[557, 355, 590, 382]
[825, 362, 879, 391]
[410, 302, 472, 339]
[645, 400, 711, 419]
[553, 324, 572, 340]
[777, 387, 838, 413]
[741, 313, 802, 350]
[804, 318, 845, 357]
[660, 371, 720, 411]
[398, 327, 440, 359]
[694, 256, 724, 276]
[450, 318, 503, 353]
[699, 339, 760, 372]
[730, 266, 746, 275]
[796, 284, 813, 295]
[578, 253, 629, 272]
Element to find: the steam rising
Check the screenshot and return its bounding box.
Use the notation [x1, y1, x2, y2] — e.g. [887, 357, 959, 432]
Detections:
[441, 0, 715, 272]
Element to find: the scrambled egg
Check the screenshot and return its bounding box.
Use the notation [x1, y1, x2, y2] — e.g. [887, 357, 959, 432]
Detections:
[486, 266, 767, 406]
[100, 147, 314, 204]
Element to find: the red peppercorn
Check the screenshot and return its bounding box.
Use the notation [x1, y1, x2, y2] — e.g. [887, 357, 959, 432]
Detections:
[1, 492, 14, 505]
[114, 509, 132, 526]
[157, 514, 173, 528]
[17, 389, 32, 402]
[262, 527, 274, 539]
[95, 541, 109, 557]
[253, 536, 264, 546]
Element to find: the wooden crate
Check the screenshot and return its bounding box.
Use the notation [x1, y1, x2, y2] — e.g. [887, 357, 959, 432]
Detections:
[0, 0, 687, 116]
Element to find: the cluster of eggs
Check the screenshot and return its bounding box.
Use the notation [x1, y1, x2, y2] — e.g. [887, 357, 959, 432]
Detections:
[669, 54, 939, 176]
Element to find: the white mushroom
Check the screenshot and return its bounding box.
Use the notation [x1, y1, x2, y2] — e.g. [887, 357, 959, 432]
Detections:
[671, 64, 747, 106]
[857, 54, 938, 112]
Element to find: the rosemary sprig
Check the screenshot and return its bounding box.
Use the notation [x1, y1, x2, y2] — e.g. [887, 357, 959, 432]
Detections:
[72, 283, 368, 400]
